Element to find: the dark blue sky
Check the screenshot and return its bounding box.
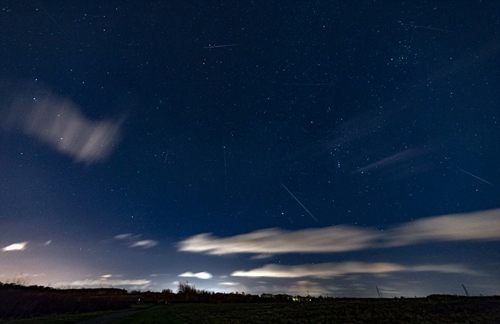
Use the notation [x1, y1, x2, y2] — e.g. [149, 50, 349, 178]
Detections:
[1, 0, 499, 297]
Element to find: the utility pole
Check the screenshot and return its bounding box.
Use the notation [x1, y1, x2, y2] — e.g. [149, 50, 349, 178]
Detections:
[376, 286, 383, 298]
[462, 284, 470, 297]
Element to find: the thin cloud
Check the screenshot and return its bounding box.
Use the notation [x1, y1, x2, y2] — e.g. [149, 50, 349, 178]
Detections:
[178, 272, 213, 279]
[178, 226, 381, 255]
[65, 279, 150, 287]
[386, 208, 500, 245]
[115, 233, 133, 240]
[3, 86, 124, 164]
[232, 262, 477, 279]
[130, 240, 158, 249]
[44, 240, 52, 246]
[2, 242, 28, 252]
[408, 264, 479, 275]
[219, 282, 239, 286]
[178, 208, 500, 255]
[250, 254, 274, 260]
[114, 233, 158, 249]
[353, 148, 424, 174]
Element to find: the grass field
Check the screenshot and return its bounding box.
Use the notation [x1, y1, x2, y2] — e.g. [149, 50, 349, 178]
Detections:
[114, 298, 500, 324]
[1, 309, 123, 324]
[2, 293, 499, 323]
[1, 305, 151, 324]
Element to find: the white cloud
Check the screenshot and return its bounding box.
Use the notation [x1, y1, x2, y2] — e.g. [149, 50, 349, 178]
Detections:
[150, 273, 169, 277]
[2, 86, 124, 164]
[232, 262, 476, 279]
[2, 242, 28, 252]
[179, 272, 213, 279]
[386, 208, 500, 245]
[115, 233, 133, 240]
[178, 226, 381, 255]
[250, 253, 274, 260]
[408, 264, 479, 275]
[232, 262, 405, 278]
[65, 279, 150, 287]
[178, 208, 500, 255]
[44, 240, 52, 246]
[114, 234, 158, 249]
[219, 282, 239, 286]
[130, 240, 158, 249]
[354, 148, 424, 174]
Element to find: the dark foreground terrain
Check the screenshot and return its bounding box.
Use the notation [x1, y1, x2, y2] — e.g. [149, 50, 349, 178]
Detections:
[114, 298, 500, 324]
[4, 298, 500, 323]
[1, 282, 499, 324]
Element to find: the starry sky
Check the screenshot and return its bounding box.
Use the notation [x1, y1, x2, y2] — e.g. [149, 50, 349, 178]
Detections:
[1, 1, 499, 297]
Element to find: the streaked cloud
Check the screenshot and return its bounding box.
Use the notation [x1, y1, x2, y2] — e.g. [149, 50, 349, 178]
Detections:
[250, 253, 274, 260]
[44, 240, 52, 246]
[65, 279, 150, 287]
[385, 208, 500, 245]
[115, 233, 133, 240]
[114, 233, 158, 249]
[3, 86, 124, 164]
[150, 273, 169, 277]
[232, 262, 477, 279]
[130, 240, 158, 249]
[219, 282, 239, 286]
[178, 226, 381, 255]
[179, 272, 213, 279]
[408, 264, 479, 275]
[353, 148, 424, 174]
[2, 242, 28, 252]
[179, 208, 500, 255]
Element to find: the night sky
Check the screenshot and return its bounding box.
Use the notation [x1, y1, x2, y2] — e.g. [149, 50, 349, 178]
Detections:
[1, 1, 499, 298]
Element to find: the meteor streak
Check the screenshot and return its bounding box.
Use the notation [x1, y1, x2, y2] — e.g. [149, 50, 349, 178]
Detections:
[281, 183, 318, 222]
[457, 167, 493, 186]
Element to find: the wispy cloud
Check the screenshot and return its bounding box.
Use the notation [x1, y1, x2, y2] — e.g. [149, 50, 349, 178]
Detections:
[250, 253, 275, 260]
[150, 273, 169, 277]
[179, 272, 213, 279]
[114, 233, 158, 249]
[2, 242, 28, 252]
[65, 279, 150, 287]
[115, 233, 133, 240]
[232, 262, 477, 279]
[130, 240, 158, 249]
[3, 86, 124, 164]
[178, 226, 381, 255]
[44, 240, 52, 246]
[385, 208, 500, 245]
[178, 208, 500, 255]
[353, 148, 424, 174]
[219, 282, 239, 286]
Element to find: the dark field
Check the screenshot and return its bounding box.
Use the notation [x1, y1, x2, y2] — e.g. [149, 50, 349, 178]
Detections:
[114, 298, 500, 324]
[2, 283, 499, 324]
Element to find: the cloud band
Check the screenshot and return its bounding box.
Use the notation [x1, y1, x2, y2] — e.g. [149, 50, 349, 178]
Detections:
[178, 208, 500, 255]
[231, 262, 478, 278]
